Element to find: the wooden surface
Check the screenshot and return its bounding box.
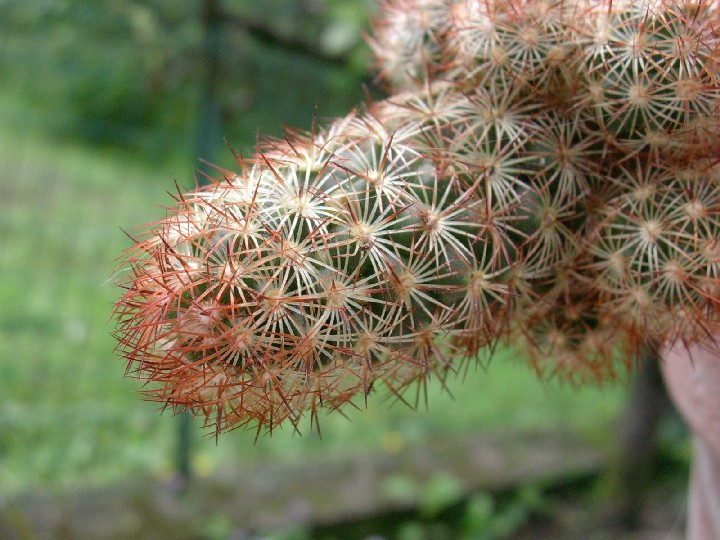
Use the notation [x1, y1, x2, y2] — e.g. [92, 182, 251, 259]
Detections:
[1, 429, 604, 539]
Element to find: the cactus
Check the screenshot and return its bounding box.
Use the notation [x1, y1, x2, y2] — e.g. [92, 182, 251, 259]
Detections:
[114, 0, 720, 434]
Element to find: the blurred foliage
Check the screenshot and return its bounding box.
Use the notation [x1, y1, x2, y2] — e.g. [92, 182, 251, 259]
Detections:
[304, 482, 552, 539]
[0, 0, 374, 162]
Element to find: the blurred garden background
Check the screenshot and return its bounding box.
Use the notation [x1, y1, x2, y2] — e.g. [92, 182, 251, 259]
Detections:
[0, 1, 692, 538]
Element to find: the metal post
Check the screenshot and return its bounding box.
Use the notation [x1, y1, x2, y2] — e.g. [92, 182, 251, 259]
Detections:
[175, 0, 225, 491]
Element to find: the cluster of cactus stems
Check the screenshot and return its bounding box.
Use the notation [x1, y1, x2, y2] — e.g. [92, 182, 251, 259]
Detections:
[115, 0, 720, 434]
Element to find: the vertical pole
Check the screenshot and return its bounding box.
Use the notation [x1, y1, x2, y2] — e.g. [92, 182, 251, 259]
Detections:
[176, 410, 192, 490]
[175, 0, 224, 491]
[194, 0, 223, 176]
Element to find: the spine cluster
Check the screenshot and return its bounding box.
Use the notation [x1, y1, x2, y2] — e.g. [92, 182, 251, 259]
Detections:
[115, 0, 720, 433]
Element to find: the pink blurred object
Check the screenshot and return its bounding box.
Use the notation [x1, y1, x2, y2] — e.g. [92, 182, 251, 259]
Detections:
[662, 343, 720, 539]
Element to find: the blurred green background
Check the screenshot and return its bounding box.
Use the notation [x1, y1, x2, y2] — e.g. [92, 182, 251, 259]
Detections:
[0, 1, 689, 538]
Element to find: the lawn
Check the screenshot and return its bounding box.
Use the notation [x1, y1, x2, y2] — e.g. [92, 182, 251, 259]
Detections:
[0, 89, 629, 504]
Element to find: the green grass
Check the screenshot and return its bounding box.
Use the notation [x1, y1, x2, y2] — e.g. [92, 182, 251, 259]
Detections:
[0, 98, 629, 498]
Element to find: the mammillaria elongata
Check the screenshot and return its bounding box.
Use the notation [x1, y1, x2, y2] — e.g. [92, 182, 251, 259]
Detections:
[114, 0, 720, 434]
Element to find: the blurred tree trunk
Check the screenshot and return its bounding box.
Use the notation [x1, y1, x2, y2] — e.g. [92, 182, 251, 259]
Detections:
[601, 348, 673, 529]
